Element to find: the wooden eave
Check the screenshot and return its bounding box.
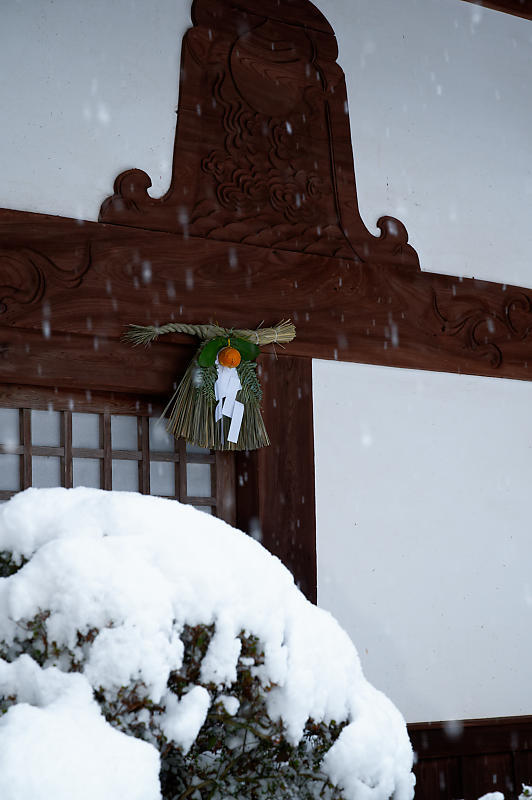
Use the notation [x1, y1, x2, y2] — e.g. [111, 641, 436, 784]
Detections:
[462, 0, 532, 20]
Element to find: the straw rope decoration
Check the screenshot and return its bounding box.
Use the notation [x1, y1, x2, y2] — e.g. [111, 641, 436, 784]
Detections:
[123, 321, 296, 451]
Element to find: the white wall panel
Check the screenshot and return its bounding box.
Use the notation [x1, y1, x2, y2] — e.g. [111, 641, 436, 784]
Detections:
[317, 0, 532, 287]
[314, 358, 532, 722]
[0, 0, 188, 221]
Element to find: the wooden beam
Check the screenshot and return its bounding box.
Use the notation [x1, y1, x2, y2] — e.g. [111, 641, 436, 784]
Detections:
[2, 209, 532, 386]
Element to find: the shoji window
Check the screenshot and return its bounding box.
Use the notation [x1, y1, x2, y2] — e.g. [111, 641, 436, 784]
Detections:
[0, 399, 234, 523]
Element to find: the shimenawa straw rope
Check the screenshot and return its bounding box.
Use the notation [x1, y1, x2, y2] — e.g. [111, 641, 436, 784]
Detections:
[122, 321, 296, 451]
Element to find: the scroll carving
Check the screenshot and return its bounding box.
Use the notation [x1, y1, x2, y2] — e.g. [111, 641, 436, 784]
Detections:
[0, 245, 92, 315]
[0, 250, 44, 312]
[100, 0, 418, 268]
[432, 291, 532, 368]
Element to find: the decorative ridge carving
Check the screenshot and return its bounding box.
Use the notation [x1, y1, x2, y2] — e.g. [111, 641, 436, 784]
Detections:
[192, 0, 335, 35]
[99, 0, 418, 269]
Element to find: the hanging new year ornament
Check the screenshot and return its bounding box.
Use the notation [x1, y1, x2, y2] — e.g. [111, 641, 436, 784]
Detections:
[123, 321, 296, 451]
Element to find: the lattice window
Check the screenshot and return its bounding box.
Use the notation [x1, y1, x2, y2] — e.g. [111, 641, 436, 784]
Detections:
[0, 404, 234, 521]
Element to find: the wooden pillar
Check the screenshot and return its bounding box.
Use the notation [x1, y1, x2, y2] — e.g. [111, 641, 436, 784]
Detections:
[236, 354, 317, 603]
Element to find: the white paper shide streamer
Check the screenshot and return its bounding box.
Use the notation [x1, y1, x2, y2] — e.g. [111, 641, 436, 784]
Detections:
[214, 362, 244, 443]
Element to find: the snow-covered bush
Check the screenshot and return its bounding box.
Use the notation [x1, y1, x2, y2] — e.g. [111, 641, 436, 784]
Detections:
[476, 790, 532, 800]
[0, 488, 414, 800]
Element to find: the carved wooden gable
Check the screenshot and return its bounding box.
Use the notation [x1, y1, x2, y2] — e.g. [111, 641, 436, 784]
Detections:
[100, 0, 417, 267]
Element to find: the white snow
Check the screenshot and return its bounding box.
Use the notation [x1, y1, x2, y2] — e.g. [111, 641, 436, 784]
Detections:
[476, 794, 505, 800]
[0, 487, 414, 800]
[0, 655, 161, 800]
[218, 693, 240, 716]
[161, 684, 211, 754]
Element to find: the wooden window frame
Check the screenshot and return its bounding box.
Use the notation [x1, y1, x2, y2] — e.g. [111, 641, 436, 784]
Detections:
[0, 386, 235, 523]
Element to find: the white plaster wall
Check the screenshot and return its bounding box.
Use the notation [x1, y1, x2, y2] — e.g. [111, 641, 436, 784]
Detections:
[314, 359, 532, 723]
[0, 0, 189, 222]
[318, 0, 532, 287]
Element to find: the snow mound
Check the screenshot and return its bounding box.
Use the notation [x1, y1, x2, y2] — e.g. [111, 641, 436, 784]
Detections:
[0, 488, 414, 800]
[0, 655, 161, 800]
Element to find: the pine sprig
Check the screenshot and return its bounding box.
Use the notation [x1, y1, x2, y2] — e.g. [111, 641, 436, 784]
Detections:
[237, 360, 262, 408]
[196, 364, 217, 406]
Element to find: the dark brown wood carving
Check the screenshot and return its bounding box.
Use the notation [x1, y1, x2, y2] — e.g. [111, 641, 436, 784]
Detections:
[100, 0, 418, 268]
[0, 244, 91, 314]
[2, 210, 532, 382]
[2, 0, 532, 601]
